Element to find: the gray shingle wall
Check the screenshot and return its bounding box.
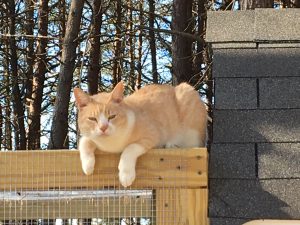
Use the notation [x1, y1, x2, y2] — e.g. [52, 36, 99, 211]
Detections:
[260, 77, 300, 109]
[258, 143, 300, 178]
[213, 48, 300, 78]
[209, 180, 300, 218]
[209, 144, 256, 179]
[206, 9, 300, 42]
[207, 9, 300, 225]
[213, 109, 300, 143]
[210, 218, 250, 225]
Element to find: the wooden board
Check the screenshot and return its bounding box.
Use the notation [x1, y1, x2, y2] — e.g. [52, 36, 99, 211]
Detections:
[155, 188, 209, 225]
[0, 148, 207, 190]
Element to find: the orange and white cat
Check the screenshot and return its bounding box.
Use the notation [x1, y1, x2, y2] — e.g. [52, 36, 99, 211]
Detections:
[74, 82, 207, 187]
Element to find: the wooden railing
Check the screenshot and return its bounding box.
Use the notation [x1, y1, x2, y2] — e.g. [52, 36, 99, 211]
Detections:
[0, 148, 208, 225]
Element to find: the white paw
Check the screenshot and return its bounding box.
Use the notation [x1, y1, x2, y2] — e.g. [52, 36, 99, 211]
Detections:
[81, 157, 95, 175]
[119, 167, 136, 188]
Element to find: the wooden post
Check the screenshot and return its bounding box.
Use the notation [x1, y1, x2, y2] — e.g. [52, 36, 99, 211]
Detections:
[156, 189, 208, 225]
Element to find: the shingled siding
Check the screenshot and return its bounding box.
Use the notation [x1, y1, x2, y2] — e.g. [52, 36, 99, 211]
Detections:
[206, 9, 300, 225]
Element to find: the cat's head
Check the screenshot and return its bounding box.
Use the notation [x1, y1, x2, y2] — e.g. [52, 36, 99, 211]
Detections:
[74, 82, 129, 137]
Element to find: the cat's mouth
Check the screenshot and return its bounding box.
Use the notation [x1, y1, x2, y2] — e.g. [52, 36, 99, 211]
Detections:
[99, 132, 109, 136]
[82, 130, 110, 138]
[97, 128, 112, 137]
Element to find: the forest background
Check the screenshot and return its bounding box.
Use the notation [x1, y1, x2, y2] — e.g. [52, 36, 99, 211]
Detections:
[0, 0, 299, 151]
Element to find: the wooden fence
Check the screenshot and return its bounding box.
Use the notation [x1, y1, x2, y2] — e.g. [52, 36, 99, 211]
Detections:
[0, 148, 208, 225]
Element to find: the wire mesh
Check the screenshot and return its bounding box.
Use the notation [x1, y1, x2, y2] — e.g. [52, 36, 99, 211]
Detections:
[0, 149, 207, 225]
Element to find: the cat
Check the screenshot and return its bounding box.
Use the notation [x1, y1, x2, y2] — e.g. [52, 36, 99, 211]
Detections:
[74, 81, 207, 187]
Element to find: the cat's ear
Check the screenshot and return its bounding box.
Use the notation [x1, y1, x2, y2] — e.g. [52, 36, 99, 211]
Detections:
[110, 81, 124, 103]
[74, 88, 90, 109]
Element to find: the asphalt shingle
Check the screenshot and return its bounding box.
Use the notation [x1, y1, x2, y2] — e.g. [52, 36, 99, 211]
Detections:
[258, 143, 300, 178]
[209, 179, 300, 218]
[209, 144, 256, 179]
[260, 77, 300, 109]
[213, 48, 300, 78]
[215, 78, 257, 109]
[213, 109, 300, 143]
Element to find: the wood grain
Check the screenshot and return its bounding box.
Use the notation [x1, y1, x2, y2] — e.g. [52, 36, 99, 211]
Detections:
[0, 148, 208, 190]
[0, 148, 208, 222]
[155, 188, 209, 225]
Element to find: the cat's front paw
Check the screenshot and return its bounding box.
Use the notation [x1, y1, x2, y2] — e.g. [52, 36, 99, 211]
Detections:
[81, 156, 95, 175]
[119, 167, 136, 188]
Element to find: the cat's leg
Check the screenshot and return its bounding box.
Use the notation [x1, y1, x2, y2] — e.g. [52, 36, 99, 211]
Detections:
[79, 136, 97, 175]
[118, 143, 146, 187]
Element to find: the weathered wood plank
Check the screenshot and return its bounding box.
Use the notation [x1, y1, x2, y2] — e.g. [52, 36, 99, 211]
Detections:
[155, 188, 209, 225]
[0, 148, 207, 190]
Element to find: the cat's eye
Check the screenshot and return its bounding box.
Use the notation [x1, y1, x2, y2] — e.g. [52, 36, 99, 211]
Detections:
[108, 115, 116, 120]
[88, 117, 97, 122]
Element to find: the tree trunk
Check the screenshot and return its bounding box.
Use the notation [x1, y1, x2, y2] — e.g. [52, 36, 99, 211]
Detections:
[193, 0, 205, 89]
[48, 0, 84, 149]
[7, 0, 27, 150]
[28, 0, 49, 150]
[204, 45, 213, 149]
[136, 0, 143, 89]
[3, 34, 13, 150]
[87, 0, 102, 95]
[58, 0, 66, 55]
[4, 104, 12, 150]
[112, 0, 122, 87]
[59, 0, 66, 38]
[127, 0, 135, 90]
[149, 0, 158, 83]
[239, 0, 274, 9]
[172, 0, 194, 85]
[24, 0, 35, 108]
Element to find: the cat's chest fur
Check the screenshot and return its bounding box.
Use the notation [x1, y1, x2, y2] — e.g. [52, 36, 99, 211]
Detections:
[91, 110, 135, 153]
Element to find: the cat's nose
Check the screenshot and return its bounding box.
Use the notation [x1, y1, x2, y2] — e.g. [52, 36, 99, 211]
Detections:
[100, 124, 108, 132]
